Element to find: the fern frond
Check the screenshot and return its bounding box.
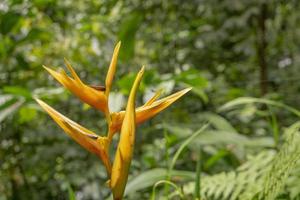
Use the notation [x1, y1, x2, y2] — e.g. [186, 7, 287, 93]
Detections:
[181, 122, 300, 200]
[260, 122, 300, 200]
[182, 151, 275, 200]
[285, 160, 300, 199]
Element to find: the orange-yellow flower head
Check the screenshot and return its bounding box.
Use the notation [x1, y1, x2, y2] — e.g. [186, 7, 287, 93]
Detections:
[35, 41, 191, 200]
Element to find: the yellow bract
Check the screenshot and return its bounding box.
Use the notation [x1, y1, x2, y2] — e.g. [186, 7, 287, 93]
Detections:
[106, 41, 121, 97]
[35, 99, 112, 174]
[110, 67, 144, 199]
[43, 63, 108, 113]
[36, 41, 191, 200]
[109, 87, 192, 134]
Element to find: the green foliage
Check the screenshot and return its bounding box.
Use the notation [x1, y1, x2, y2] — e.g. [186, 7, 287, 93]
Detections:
[286, 161, 300, 199]
[260, 123, 300, 200]
[118, 12, 143, 61]
[0, 11, 21, 35]
[220, 97, 300, 118]
[68, 184, 76, 200]
[1, 0, 300, 199]
[150, 180, 184, 200]
[169, 124, 208, 172]
[125, 168, 195, 196]
[180, 122, 300, 200]
[0, 95, 24, 122]
[183, 150, 275, 200]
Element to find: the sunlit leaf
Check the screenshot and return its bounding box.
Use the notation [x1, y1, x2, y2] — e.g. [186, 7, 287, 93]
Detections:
[219, 97, 300, 117]
[0, 95, 24, 122]
[125, 168, 195, 195]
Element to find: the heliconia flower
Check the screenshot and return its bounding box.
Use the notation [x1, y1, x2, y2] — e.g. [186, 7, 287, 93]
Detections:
[110, 67, 144, 200]
[43, 42, 121, 115]
[35, 99, 112, 175]
[109, 87, 192, 135]
[36, 41, 191, 199]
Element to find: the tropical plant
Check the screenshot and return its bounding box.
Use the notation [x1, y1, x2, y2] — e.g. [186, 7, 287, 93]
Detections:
[35, 42, 190, 199]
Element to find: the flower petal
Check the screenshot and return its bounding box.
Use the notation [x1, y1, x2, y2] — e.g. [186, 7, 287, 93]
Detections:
[110, 87, 192, 134]
[43, 64, 108, 113]
[143, 89, 163, 107]
[35, 98, 111, 174]
[110, 67, 144, 199]
[64, 58, 84, 85]
[105, 41, 121, 96]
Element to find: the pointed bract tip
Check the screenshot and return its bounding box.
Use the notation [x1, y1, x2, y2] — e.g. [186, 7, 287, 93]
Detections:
[34, 98, 41, 104]
[157, 88, 164, 95]
[42, 65, 50, 70]
[116, 41, 121, 48]
[185, 87, 193, 92]
[35, 98, 48, 107]
[175, 87, 192, 98]
[35, 97, 44, 104]
[35, 98, 49, 111]
[106, 180, 111, 188]
[63, 57, 70, 64]
[42, 65, 57, 75]
[139, 66, 145, 74]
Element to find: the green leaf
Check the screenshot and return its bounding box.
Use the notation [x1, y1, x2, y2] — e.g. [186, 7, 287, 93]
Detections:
[219, 97, 300, 117]
[176, 69, 209, 102]
[201, 112, 237, 133]
[192, 130, 274, 148]
[18, 106, 37, 123]
[118, 12, 143, 61]
[0, 11, 21, 35]
[32, 87, 65, 98]
[3, 86, 32, 100]
[175, 69, 208, 88]
[0, 95, 24, 122]
[164, 125, 274, 148]
[151, 180, 184, 200]
[20, 28, 52, 43]
[125, 168, 195, 195]
[194, 149, 202, 199]
[163, 124, 193, 138]
[183, 82, 208, 103]
[116, 72, 137, 95]
[68, 184, 76, 200]
[170, 124, 209, 171]
[204, 149, 229, 170]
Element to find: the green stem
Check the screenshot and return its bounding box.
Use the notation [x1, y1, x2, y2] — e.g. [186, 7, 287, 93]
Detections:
[194, 148, 201, 200]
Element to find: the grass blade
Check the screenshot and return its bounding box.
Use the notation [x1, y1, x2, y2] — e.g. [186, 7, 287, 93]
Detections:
[170, 124, 209, 171]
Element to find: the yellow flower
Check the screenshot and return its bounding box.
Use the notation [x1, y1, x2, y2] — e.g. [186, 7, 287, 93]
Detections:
[109, 87, 192, 135]
[35, 99, 112, 175]
[43, 42, 121, 115]
[110, 67, 144, 200]
[36, 41, 191, 200]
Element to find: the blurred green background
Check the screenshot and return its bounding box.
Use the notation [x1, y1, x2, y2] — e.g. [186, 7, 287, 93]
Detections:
[1, 0, 300, 199]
